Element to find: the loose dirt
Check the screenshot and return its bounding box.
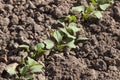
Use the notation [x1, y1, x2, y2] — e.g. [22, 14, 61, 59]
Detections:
[0, 0, 120, 80]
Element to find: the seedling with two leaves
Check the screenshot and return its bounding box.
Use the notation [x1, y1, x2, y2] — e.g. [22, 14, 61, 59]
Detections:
[52, 19, 88, 51]
[19, 57, 43, 80]
[6, 57, 43, 80]
[35, 39, 54, 53]
[91, 0, 114, 10]
[71, 0, 114, 20]
[71, 5, 102, 20]
[19, 39, 54, 57]
[57, 15, 76, 27]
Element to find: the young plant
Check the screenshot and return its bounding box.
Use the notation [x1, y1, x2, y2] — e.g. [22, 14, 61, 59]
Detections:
[35, 39, 54, 53]
[6, 57, 43, 80]
[65, 15, 76, 23]
[57, 15, 76, 26]
[19, 39, 54, 57]
[19, 57, 43, 80]
[91, 0, 114, 10]
[51, 20, 88, 50]
[71, 5, 102, 19]
[71, 0, 114, 20]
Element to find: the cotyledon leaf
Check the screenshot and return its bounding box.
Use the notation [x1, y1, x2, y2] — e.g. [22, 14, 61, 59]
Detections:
[71, 6, 85, 12]
[35, 43, 45, 50]
[53, 31, 63, 44]
[19, 45, 30, 51]
[60, 28, 76, 39]
[27, 57, 38, 65]
[20, 65, 29, 75]
[30, 64, 43, 73]
[94, 11, 102, 19]
[68, 22, 80, 33]
[77, 37, 89, 43]
[99, 4, 110, 10]
[44, 39, 54, 49]
[65, 40, 76, 48]
[35, 43, 45, 53]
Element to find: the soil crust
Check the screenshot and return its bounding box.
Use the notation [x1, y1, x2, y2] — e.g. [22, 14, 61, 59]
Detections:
[0, 0, 120, 80]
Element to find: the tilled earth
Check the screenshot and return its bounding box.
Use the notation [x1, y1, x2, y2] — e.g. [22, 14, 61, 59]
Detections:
[0, 0, 120, 80]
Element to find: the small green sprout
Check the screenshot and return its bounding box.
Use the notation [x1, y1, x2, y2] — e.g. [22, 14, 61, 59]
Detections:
[71, 5, 102, 19]
[19, 45, 30, 52]
[35, 43, 45, 53]
[71, 0, 114, 20]
[6, 57, 43, 80]
[65, 15, 76, 22]
[19, 39, 54, 57]
[19, 57, 43, 79]
[52, 21, 88, 50]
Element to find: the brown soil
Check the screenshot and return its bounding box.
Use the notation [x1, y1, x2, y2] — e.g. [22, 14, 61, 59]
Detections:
[0, 0, 120, 80]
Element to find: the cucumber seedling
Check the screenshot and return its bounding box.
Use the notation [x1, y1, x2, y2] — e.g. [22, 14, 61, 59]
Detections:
[6, 57, 43, 80]
[52, 18, 88, 51]
[71, 0, 114, 20]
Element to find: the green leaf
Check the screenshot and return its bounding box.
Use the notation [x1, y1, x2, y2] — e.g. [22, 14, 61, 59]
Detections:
[94, 11, 102, 18]
[99, 4, 110, 10]
[83, 13, 89, 19]
[44, 39, 54, 49]
[95, 0, 106, 4]
[77, 37, 89, 42]
[66, 15, 76, 22]
[35, 43, 45, 53]
[6, 63, 18, 75]
[35, 43, 45, 50]
[57, 45, 65, 51]
[27, 57, 38, 66]
[38, 48, 46, 53]
[6, 67, 17, 75]
[27, 57, 43, 72]
[66, 40, 76, 48]
[53, 31, 63, 44]
[30, 64, 43, 73]
[71, 6, 85, 12]
[91, 0, 96, 5]
[20, 65, 29, 75]
[86, 6, 94, 13]
[68, 22, 79, 33]
[60, 28, 76, 39]
[19, 45, 29, 51]
[86, 7, 92, 13]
